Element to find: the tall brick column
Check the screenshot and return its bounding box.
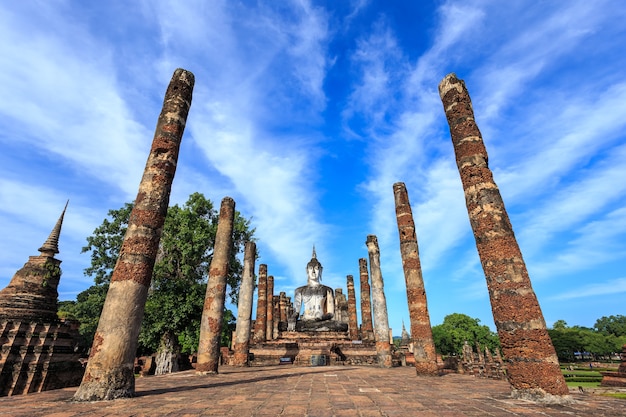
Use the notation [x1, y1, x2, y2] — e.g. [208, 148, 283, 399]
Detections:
[279, 292, 288, 324]
[196, 197, 235, 374]
[393, 182, 439, 375]
[272, 295, 280, 338]
[252, 264, 268, 343]
[232, 241, 256, 366]
[346, 275, 359, 340]
[365, 235, 392, 368]
[266, 275, 274, 340]
[73, 69, 194, 401]
[439, 73, 569, 399]
[358, 258, 374, 342]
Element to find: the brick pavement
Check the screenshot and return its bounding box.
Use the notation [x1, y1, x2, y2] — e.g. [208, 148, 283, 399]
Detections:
[0, 365, 624, 416]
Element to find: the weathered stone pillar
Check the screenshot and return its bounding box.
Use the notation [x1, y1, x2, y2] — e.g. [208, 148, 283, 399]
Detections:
[232, 241, 256, 366]
[196, 197, 236, 374]
[252, 264, 267, 343]
[279, 292, 288, 323]
[266, 275, 274, 340]
[272, 295, 280, 339]
[365, 235, 392, 368]
[439, 73, 569, 399]
[335, 288, 348, 324]
[346, 275, 359, 340]
[73, 69, 194, 401]
[393, 182, 439, 375]
[358, 258, 374, 342]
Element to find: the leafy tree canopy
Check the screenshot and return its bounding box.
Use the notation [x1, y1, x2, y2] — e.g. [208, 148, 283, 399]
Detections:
[431, 313, 500, 355]
[594, 315, 626, 337]
[548, 319, 626, 362]
[68, 192, 255, 355]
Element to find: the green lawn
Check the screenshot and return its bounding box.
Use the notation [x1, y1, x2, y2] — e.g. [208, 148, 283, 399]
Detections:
[567, 381, 600, 388]
[599, 393, 626, 399]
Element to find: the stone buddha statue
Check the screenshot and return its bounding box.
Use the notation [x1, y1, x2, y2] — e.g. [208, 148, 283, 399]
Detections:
[287, 248, 348, 332]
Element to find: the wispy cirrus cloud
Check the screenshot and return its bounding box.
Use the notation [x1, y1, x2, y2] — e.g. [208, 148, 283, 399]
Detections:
[549, 277, 626, 301]
[148, 1, 333, 288]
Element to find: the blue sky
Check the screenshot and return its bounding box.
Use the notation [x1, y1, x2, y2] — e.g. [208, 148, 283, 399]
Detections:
[1, 1, 626, 336]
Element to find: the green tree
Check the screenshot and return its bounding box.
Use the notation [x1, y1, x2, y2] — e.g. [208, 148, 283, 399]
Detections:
[594, 315, 626, 337]
[77, 193, 255, 367]
[431, 313, 500, 356]
[548, 320, 625, 361]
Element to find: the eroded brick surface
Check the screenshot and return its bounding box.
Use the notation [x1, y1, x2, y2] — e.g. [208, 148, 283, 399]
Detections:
[252, 265, 268, 343]
[346, 275, 359, 340]
[358, 259, 374, 342]
[393, 182, 438, 375]
[73, 69, 194, 401]
[438, 73, 568, 397]
[365, 235, 392, 368]
[2, 366, 624, 416]
[197, 197, 236, 373]
[233, 242, 256, 366]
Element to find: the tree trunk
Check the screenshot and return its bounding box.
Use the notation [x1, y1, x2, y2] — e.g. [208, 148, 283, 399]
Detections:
[154, 332, 180, 375]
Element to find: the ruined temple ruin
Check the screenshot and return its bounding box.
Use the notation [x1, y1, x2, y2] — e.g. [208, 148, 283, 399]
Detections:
[0, 202, 84, 396]
[248, 249, 386, 367]
[1, 69, 593, 404]
[439, 73, 569, 401]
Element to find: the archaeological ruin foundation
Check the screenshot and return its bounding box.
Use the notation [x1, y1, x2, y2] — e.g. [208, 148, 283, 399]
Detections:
[0, 69, 579, 404]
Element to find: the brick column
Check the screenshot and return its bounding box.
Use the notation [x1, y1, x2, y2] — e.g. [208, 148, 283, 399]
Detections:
[266, 275, 274, 340]
[358, 258, 374, 342]
[232, 241, 256, 366]
[365, 235, 392, 368]
[252, 264, 267, 343]
[346, 275, 359, 340]
[196, 197, 235, 374]
[272, 295, 280, 339]
[439, 73, 569, 399]
[279, 292, 288, 324]
[73, 69, 194, 401]
[393, 182, 439, 375]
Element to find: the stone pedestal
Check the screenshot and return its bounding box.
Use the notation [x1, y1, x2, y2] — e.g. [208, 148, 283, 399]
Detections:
[249, 330, 381, 367]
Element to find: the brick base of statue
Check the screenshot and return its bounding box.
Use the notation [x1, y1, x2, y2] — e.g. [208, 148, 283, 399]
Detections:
[249, 328, 386, 367]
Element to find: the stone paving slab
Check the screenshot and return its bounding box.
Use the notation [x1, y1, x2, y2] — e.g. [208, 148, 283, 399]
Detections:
[0, 365, 624, 417]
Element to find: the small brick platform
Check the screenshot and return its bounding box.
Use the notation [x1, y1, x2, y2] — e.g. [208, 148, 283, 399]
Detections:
[0, 365, 624, 416]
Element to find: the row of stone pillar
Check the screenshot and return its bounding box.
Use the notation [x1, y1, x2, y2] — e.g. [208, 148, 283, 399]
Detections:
[71, 67, 568, 402]
[250, 265, 295, 345]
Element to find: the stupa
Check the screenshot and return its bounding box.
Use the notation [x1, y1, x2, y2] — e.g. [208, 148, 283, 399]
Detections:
[0, 202, 84, 396]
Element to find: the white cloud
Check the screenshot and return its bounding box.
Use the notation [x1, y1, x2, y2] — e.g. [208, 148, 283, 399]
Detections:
[146, 1, 334, 286]
[549, 277, 626, 301]
[0, 4, 151, 199]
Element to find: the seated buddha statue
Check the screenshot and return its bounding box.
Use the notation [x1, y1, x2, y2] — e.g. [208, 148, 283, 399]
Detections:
[287, 248, 348, 332]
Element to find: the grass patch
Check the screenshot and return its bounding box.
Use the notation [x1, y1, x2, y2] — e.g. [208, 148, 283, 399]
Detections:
[599, 393, 626, 399]
[566, 381, 600, 388]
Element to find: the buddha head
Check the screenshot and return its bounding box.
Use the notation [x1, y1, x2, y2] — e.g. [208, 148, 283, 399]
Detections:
[306, 246, 323, 284]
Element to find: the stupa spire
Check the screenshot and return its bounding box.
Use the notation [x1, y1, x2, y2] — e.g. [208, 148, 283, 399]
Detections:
[38, 200, 68, 257]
